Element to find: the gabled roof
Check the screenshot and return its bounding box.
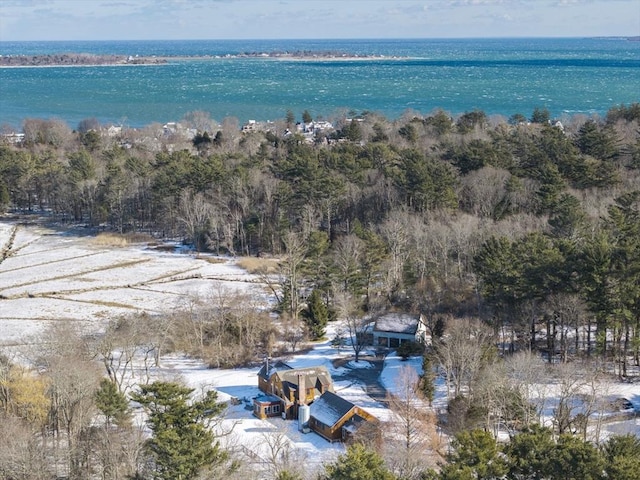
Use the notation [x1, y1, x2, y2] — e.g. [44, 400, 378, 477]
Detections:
[310, 391, 355, 428]
[276, 366, 333, 392]
[258, 360, 293, 380]
[373, 312, 422, 335]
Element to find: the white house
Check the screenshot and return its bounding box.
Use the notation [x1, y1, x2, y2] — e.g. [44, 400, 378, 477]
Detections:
[372, 312, 428, 348]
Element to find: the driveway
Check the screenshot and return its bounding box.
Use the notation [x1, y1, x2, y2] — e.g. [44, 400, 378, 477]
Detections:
[332, 354, 389, 404]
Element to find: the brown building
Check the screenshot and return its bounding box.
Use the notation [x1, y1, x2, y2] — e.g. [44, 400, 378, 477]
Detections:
[308, 391, 378, 442]
[255, 360, 333, 419]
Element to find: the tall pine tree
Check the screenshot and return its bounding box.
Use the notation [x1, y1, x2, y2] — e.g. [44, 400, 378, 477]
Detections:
[131, 381, 227, 480]
[302, 289, 329, 340]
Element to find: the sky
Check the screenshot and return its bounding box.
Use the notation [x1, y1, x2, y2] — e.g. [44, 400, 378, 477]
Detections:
[0, 0, 638, 41]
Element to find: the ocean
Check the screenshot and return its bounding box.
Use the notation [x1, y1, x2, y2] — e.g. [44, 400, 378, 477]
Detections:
[0, 38, 638, 129]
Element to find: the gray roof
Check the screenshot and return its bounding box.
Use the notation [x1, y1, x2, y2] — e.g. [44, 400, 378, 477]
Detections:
[254, 393, 283, 404]
[310, 391, 355, 427]
[373, 313, 422, 335]
[258, 360, 292, 380]
[277, 366, 333, 396]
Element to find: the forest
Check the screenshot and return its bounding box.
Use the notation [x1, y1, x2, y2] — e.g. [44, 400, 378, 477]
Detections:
[1, 103, 640, 479]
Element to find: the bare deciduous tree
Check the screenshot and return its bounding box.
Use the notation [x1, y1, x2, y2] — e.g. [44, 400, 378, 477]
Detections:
[379, 209, 411, 300]
[433, 317, 495, 399]
[280, 231, 307, 321]
[384, 365, 440, 479]
[0, 416, 52, 480]
[259, 427, 307, 480]
[332, 234, 364, 294]
[178, 189, 213, 252]
[36, 324, 101, 480]
[335, 290, 370, 362]
[182, 110, 218, 133]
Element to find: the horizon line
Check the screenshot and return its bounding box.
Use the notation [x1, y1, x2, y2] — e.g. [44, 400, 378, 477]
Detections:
[1, 35, 638, 43]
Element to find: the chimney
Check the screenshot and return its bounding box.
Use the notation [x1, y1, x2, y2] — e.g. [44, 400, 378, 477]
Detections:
[298, 373, 306, 405]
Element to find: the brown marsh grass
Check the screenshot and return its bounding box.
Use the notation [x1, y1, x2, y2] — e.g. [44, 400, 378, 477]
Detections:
[91, 232, 155, 247]
[236, 256, 279, 274]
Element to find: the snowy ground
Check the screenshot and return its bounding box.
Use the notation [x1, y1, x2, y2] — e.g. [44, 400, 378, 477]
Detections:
[0, 219, 387, 469]
[130, 321, 392, 471]
[0, 220, 264, 346]
[1, 218, 638, 470]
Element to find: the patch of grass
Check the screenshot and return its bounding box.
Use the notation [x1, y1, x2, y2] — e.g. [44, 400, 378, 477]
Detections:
[199, 256, 227, 264]
[236, 256, 279, 274]
[125, 232, 155, 244]
[91, 233, 129, 247]
[91, 232, 155, 247]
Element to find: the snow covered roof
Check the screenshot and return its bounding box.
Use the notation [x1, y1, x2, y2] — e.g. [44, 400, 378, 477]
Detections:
[254, 393, 283, 405]
[258, 360, 293, 379]
[310, 391, 355, 427]
[373, 313, 422, 334]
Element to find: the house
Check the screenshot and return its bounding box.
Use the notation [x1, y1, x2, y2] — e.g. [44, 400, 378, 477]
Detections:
[308, 391, 377, 442]
[256, 360, 333, 419]
[0, 132, 25, 144]
[372, 312, 428, 348]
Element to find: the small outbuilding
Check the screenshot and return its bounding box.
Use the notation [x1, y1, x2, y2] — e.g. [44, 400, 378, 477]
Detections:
[372, 312, 428, 348]
[308, 391, 377, 442]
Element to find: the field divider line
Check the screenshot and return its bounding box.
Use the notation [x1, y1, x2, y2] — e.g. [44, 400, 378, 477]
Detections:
[0, 258, 153, 292]
[0, 225, 18, 264]
[1, 277, 156, 300]
[128, 286, 185, 297]
[0, 250, 107, 274]
[136, 267, 203, 285]
[0, 316, 80, 321]
[40, 295, 154, 311]
[0, 240, 105, 258]
[8, 237, 41, 256]
[200, 275, 265, 284]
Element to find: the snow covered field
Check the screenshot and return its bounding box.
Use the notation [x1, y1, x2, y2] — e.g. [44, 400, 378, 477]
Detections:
[0, 220, 263, 345]
[1, 218, 638, 470]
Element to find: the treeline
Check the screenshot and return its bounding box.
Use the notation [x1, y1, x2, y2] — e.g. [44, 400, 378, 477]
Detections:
[1, 104, 640, 365]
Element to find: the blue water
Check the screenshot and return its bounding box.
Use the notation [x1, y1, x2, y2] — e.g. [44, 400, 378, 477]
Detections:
[0, 38, 638, 128]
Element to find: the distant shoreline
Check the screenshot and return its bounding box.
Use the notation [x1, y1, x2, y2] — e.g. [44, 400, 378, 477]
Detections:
[0, 51, 405, 67]
[0, 53, 167, 67]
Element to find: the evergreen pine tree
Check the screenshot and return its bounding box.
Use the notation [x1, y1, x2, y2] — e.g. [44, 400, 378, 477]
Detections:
[131, 381, 227, 480]
[302, 289, 329, 340]
[95, 378, 130, 427]
[418, 354, 436, 405]
[601, 434, 640, 480]
[440, 429, 508, 480]
[323, 443, 395, 480]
